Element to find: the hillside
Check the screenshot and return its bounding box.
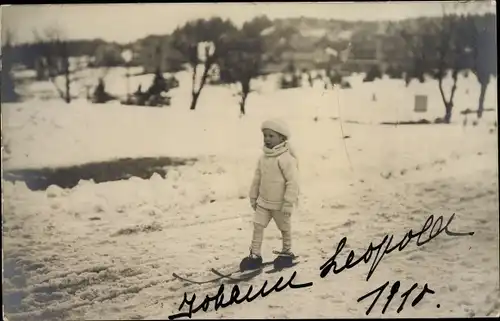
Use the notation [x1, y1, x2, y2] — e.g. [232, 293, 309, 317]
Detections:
[5, 14, 495, 75]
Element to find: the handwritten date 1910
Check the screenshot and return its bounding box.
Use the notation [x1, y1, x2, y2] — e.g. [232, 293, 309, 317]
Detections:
[358, 281, 436, 315]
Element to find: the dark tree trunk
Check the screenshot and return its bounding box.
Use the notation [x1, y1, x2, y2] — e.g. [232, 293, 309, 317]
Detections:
[240, 91, 248, 115]
[64, 60, 71, 103]
[239, 79, 250, 115]
[444, 102, 453, 124]
[438, 72, 458, 124]
[477, 81, 488, 119]
[1, 43, 19, 103]
[190, 91, 200, 110]
[189, 60, 212, 110]
[61, 42, 71, 104]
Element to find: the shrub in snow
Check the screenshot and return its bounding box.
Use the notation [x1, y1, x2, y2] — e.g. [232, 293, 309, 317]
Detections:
[279, 73, 301, 89]
[92, 78, 115, 104]
[327, 71, 343, 86]
[340, 81, 351, 89]
[121, 69, 173, 107]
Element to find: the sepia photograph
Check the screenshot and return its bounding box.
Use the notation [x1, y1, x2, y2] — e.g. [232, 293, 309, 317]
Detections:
[1, 2, 498, 320]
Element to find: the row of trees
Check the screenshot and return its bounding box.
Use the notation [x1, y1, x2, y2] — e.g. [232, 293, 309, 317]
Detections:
[169, 16, 273, 114]
[2, 28, 130, 104]
[167, 12, 495, 121]
[3, 12, 496, 122]
[5, 37, 126, 70]
[401, 12, 496, 122]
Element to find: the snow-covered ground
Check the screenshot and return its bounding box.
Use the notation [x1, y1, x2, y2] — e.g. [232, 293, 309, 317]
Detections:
[2, 69, 499, 320]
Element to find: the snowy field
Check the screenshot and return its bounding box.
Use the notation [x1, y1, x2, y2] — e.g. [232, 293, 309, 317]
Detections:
[2, 68, 499, 320]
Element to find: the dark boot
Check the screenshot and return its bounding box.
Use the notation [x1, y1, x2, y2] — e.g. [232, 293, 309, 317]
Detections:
[273, 251, 296, 269]
[239, 252, 263, 272]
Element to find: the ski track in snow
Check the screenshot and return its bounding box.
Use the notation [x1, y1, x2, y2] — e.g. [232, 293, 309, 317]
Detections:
[2, 71, 499, 320]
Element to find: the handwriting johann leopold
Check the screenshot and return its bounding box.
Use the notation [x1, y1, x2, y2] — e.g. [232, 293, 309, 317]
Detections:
[320, 213, 474, 281]
[168, 271, 313, 320]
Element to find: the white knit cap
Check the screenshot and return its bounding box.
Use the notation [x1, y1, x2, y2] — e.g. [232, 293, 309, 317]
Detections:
[261, 118, 290, 138]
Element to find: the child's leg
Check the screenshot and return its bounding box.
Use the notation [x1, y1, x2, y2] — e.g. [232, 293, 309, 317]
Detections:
[250, 206, 272, 256]
[250, 223, 265, 256]
[272, 211, 292, 253]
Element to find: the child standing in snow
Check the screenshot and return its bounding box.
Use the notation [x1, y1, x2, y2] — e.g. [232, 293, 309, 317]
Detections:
[240, 119, 300, 271]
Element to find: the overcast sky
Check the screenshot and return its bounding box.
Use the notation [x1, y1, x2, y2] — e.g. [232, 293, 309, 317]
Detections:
[1, 2, 495, 44]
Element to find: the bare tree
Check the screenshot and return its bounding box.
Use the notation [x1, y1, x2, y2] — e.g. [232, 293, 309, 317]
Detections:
[32, 27, 79, 104]
[171, 18, 238, 110]
[434, 14, 465, 123]
[401, 10, 468, 123]
[218, 16, 272, 115]
[468, 13, 497, 119]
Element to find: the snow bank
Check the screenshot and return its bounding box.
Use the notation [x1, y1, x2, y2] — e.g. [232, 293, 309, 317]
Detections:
[3, 72, 497, 171]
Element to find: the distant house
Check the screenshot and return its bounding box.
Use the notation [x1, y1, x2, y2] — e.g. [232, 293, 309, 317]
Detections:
[263, 30, 335, 73]
[266, 20, 410, 75]
[261, 62, 289, 75]
[345, 22, 407, 73]
[281, 48, 331, 71]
